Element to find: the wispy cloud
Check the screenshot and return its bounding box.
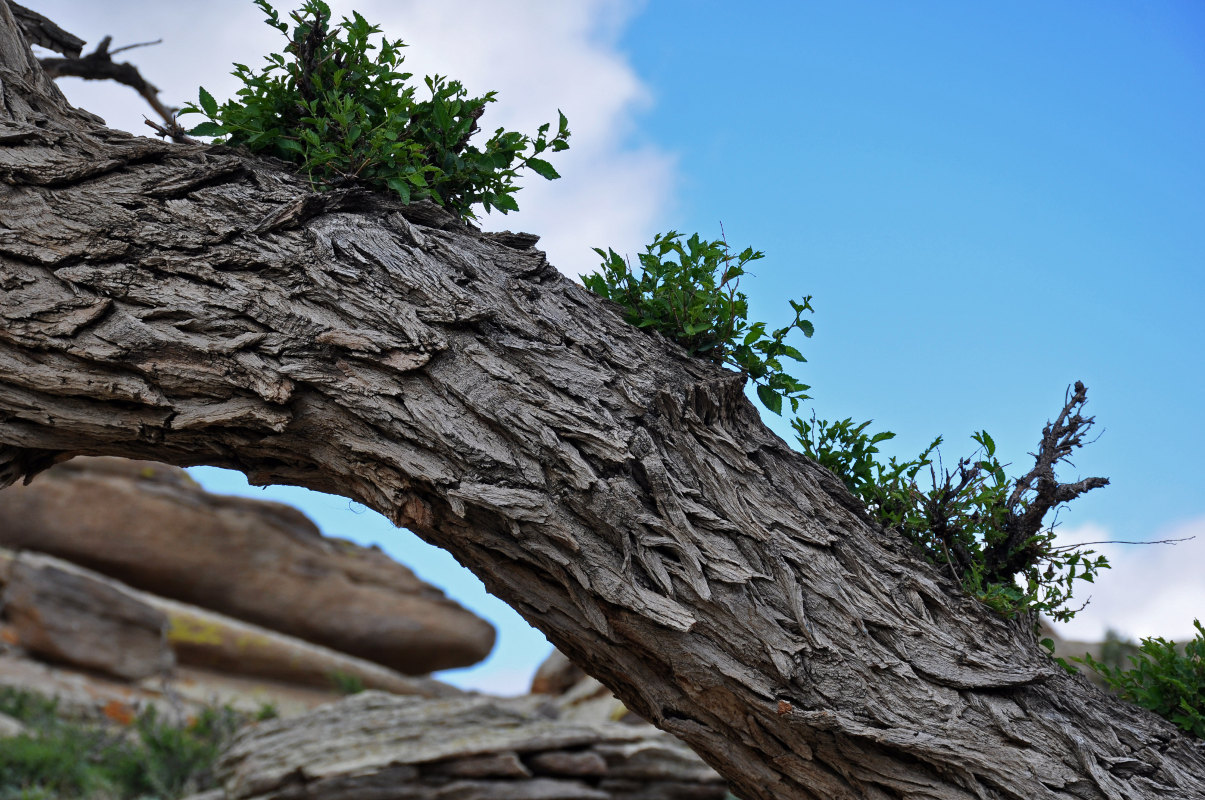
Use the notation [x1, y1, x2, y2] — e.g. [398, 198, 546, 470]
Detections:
[1049, 516, 1205, 644]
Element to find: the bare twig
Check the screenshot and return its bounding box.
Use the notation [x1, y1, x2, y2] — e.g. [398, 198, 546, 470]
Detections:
[34, 32, 194, 143]
[144, 115, 197, 144]
[922, 458, 981, 578]
[107, 38, 162, 56]
[1049, 535, 1195, 553]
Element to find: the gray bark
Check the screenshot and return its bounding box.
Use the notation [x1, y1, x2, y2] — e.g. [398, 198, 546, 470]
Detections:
[1, 5, 1203, 797]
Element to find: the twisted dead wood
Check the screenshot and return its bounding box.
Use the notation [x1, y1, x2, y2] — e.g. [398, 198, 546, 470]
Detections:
[1, 4, 1202, 797]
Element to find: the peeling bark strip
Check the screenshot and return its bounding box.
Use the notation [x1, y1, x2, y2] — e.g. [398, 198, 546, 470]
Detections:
[1, 5, 1203, 797]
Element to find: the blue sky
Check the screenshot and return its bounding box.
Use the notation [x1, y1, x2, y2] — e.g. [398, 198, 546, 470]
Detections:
[38, 0, 1205, 693]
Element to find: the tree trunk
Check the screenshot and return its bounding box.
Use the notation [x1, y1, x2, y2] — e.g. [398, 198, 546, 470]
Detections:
[1, 6, 1202, 797]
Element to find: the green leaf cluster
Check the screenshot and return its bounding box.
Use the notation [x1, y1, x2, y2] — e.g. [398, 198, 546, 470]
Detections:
[1077, 620, 1205, 738]
[584, 232, 814, 416]
[181, 1, 569, 219]
[586, 232, 1109, 623]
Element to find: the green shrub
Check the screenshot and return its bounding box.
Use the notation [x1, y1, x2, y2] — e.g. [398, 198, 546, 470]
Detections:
[102, 705, 243, 798]
[0, 689, 246, 800]
[1096, 628, 1141, 670]
[798, 402, 1110, 623]
[254, 702, 280, 721]
[585, 232, 1109, 623]
[0, 728, 108, 799]
[329, 670, 366, 695]
[1078, 620, 1205, 738]
[181, 0, 569, 219]
[0, 688, 59, 728]
[585, 231, 814, 415]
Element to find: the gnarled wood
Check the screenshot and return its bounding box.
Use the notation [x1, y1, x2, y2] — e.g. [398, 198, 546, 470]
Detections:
[1, 5, 1203, 797]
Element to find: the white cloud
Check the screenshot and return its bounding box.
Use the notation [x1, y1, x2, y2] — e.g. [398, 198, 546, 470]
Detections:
[32, 0, 674, 276]
[1049, 516, 1205, 644]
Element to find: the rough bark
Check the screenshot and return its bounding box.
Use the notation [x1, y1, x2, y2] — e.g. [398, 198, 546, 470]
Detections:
[1, 6, 1203, 798]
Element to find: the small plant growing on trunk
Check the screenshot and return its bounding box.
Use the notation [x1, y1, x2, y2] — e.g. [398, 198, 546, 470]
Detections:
[182, 1, 569, 219]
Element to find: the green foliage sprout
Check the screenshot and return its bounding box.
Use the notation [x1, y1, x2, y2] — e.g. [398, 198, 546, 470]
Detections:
[584, 231, 815, 415]
[181, 0, 570, 219]
[1077, 620, 1205, 739]
[586, 232, 1110, 624]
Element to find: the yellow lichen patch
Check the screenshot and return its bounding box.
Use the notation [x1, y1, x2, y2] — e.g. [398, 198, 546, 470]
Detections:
[167, 613, 225, 646]
[234, 632, 273, 653]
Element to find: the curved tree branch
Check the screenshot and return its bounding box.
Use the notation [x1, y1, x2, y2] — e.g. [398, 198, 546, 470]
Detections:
[1, 5, 1203, 798]
[9, 1, 83, 57]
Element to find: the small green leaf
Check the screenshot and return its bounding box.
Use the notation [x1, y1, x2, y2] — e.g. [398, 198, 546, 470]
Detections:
[493, 193, 520, 213]
[386, 177, 411, 203]
[188, 121, 227, 138]
[756, 385, 783, 415]
[198, 86, 218, 118]
[525, 157, 560, 180]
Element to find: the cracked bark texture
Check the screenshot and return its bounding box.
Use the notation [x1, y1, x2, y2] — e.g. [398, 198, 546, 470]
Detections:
[1, 5, 1203, 798]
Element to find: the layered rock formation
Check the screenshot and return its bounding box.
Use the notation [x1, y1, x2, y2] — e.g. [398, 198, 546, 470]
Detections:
[203, 692, 730, 800]
[0, 547, 460, 704]
[0, 457, 495, 674]
[0, 456, 489, 718]
[2, 550, 174, 682]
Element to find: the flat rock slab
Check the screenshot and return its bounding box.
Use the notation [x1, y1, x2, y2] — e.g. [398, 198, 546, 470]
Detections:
[0, 457, 495, 673]
[1, 550, 173, 681]
[214, 691, 729, 800]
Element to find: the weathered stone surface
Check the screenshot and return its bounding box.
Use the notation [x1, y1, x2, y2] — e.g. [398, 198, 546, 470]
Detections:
[211, 691, 729, 800]
[1, 551, 173, 681]
[156, 593, 462, 696]
[0, 546, 458, 701]
[527, 750, 609, 777]
[0, 456, 495, 673]
[531, 647, 641, 725]
[0, 646, 409, 724]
